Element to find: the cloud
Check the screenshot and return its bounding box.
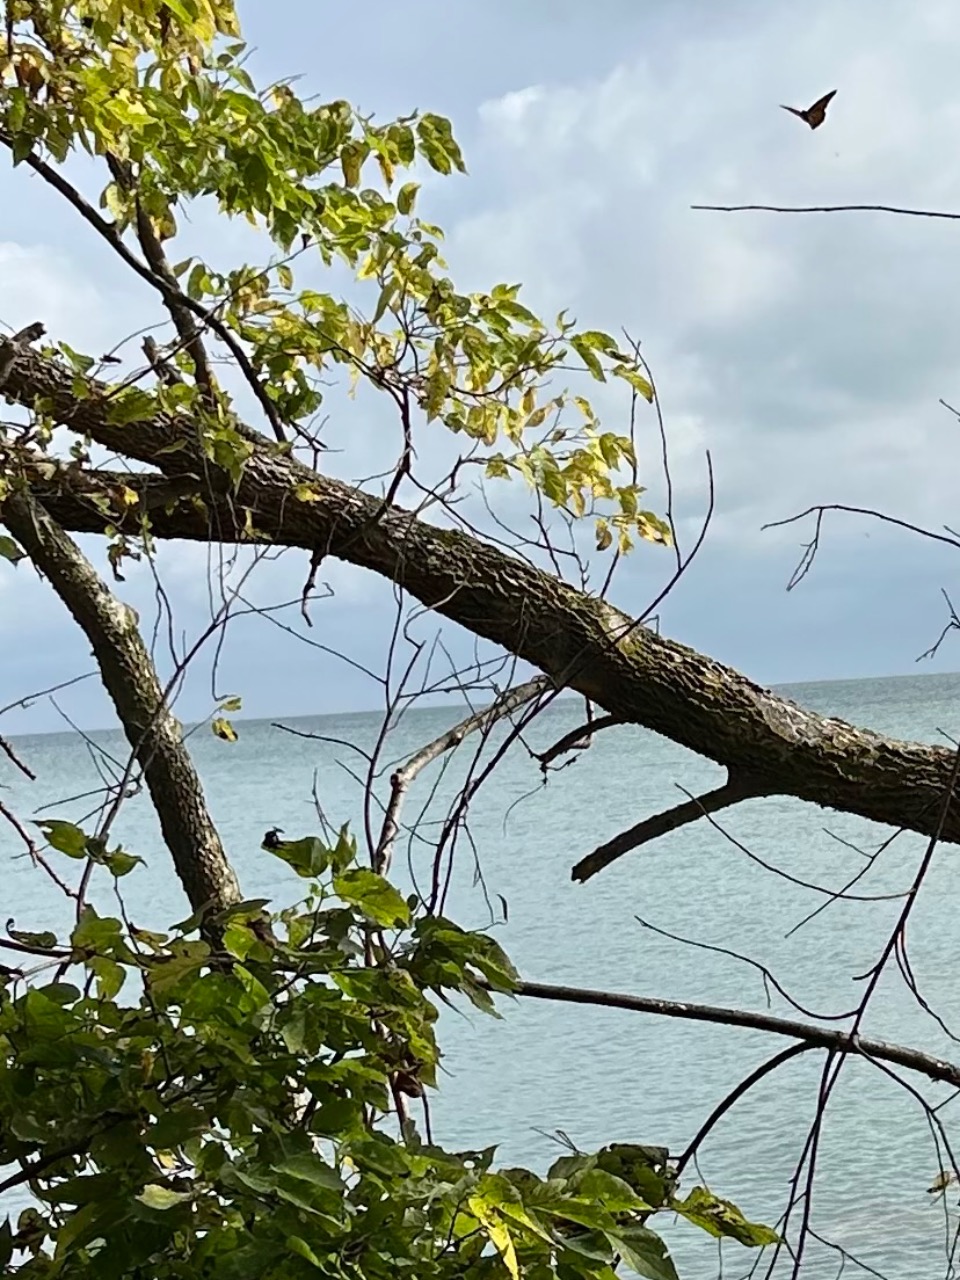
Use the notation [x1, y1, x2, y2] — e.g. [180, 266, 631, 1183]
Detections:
[0, 240, 117, 351]
[444, 0, 960, 565]
[7, 0, 960, 736]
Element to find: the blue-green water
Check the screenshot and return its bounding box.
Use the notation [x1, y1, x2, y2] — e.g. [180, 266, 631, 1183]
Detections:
[5, 671, 960, 1278]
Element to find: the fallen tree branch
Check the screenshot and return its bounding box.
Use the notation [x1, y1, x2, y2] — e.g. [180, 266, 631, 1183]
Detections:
[571, 774, 766, 882]
[0, 486, 241, 919]
[7, 346, 960, 856]
[507, 979, 960, 1090]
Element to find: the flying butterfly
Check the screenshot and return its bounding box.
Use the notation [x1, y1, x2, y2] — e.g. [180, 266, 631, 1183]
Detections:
[780, 89, 837, 130]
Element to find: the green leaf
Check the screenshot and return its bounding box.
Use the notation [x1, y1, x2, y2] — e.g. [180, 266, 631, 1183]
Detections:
[89, 955, 126, 1001]
[287, 1236, 324, 1267]
[264, 834, 331, 878]
[137, 1184, 193, 1211]
[606, 1226, 679, 1280]
[0, 535, 26, 564]
[103, 849, 144, 878]
[58, 342, 96, 373]
[272, 1153, 345, 1193]
[570, 334, 606, 381]
[397, 181, 419, 215]
[575, 1167, 650, 1212]
[674, 1186, 779, 1247]
[36, 819, 88, 859]
[613, 363, 655, 402]
[6, 926, 58, 949]
[105, 389, 157, 425]
[334, 867, 410, 927]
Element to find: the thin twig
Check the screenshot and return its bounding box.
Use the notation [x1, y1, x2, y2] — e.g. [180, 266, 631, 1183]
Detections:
[676, 1042, 813, 1176]
[0, 733, 35, 781]
[693, 202, 960, 221]
[536, 713, 621, 773]
[0, 133, 287, 442]
[375, 678, 549, 875]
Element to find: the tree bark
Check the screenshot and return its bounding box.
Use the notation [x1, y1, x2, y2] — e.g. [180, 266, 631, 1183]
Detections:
[4, 340, 959, 858]
[1, 486, 242, 917]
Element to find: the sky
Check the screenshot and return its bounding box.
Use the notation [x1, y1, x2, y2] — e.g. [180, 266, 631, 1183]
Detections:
[5, 0, 960, 734]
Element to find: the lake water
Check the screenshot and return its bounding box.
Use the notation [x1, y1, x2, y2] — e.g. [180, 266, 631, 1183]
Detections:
[5, 670, 960, 1278]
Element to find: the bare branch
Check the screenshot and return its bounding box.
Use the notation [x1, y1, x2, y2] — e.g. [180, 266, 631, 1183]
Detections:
[571, 774, 766, 882]
[676, 1042, 813, 1177]
[535, 712, 621, 773]
[693, 202, 960, 221]
[375, 677, 549, 875]
[506, 978, 960, 1091]
[0, 733, 35, 781]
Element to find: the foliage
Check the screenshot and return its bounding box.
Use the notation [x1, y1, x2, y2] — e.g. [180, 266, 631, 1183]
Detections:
[0, 0, 670, 554]
[0, 2, 777, 1276]
[0, 826, 777, 1278]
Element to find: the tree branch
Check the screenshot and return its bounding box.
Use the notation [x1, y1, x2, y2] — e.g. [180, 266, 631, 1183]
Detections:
[535, 712, 622, 773]
[508, 979, 960, 1090]
[692, 202, 960, 221]
[0, 487, 241, 919]
[0, 133, 287, 441]
[7, 345, 960, 859]
[375, 677, 550, 874]
[571, 774, 767, 883]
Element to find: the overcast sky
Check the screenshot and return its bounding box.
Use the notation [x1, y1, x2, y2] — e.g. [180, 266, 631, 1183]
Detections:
[4, 0, 960, 734]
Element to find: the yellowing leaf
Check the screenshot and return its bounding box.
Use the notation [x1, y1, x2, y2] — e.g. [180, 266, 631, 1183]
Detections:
[468, 1197, 519, 1280]
[396, 182, 419, 215]
[340, 140, 365, 188]
[137, 1184, 192, 1211]
[613, 363, 655, 403]
[211, 717, 238, 742]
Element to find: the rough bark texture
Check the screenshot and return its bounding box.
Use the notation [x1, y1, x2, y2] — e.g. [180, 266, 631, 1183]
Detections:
[1, 487, 242, 916]
[5, 341, 960, 852]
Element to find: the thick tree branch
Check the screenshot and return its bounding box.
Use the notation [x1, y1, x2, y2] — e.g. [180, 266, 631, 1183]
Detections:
[0, 487, 241, 919]
[7, 344, 960, 859]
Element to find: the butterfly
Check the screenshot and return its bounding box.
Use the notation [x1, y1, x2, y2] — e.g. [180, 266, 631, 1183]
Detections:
[780, 89, 837, 130]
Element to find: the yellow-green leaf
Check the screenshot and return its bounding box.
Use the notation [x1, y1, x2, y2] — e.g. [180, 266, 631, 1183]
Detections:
[396, 182, 419, 215]
[211, 717, 238, 742]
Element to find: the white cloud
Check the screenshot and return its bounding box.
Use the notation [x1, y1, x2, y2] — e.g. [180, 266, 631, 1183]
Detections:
[0, 241, 115, 351]
[447, 2, 960, 560]
[8, 0, 960, 731]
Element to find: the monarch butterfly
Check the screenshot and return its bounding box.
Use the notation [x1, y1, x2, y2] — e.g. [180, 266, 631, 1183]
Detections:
[780, 89, 837, 130]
